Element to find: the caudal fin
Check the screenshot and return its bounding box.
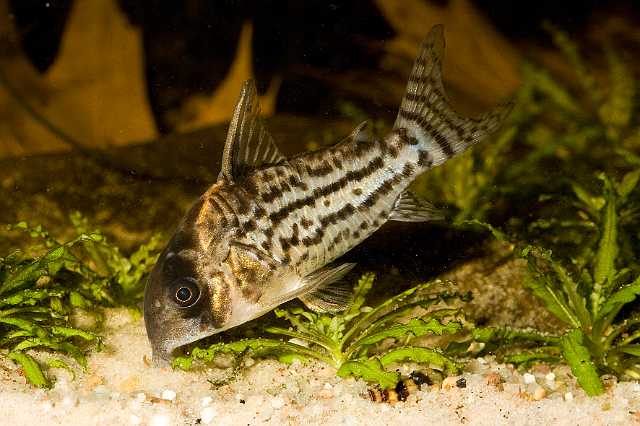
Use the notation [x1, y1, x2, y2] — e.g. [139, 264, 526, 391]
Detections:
[393, 25, 513, 168]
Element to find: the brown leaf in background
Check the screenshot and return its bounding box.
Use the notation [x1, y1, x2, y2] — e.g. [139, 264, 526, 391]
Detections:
[169, 22, 280, 132]
[0, 0, 156, 158]
[376, 0, 521, 112]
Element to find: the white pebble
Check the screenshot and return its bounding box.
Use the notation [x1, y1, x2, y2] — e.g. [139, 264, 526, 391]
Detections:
[324, 382, 333, 390]
[271, 396, 285, 409]
[244, 357, 255, 367]
[564, 392, 574, 401]
[201, 407, 217, 424]
[201, 396, 213, 407]
[523, 373, 536, 384]
[61, 396, 77, 408]
[129, 414, 142, 425]
[149, 414, 171, 426]
[545, 372, 556, 382]
[161, 389, 176, 401]
[136, 392, 146, 403]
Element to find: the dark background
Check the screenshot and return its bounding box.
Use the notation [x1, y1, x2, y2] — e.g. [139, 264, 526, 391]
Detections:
[8, 0, 638, 132]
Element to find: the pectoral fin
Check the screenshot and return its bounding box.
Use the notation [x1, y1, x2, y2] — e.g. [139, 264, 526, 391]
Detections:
[298, 263, 356, 312]
[389, 190, 444, 222]
[225, 243, 278, 302]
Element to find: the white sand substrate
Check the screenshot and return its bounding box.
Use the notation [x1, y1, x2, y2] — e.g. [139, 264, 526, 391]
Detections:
[2, 308, 640, 426]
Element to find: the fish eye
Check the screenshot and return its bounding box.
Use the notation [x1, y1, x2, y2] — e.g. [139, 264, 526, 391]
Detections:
[172, 278, 200, 308]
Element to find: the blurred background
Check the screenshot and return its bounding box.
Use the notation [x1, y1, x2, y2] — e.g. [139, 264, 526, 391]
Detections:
[1, 0, 639, 262]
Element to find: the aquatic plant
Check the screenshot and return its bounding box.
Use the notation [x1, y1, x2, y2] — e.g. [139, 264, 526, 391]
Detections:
[0, 214, 161, 387]
[174, 273, 468, 389]
[467, 172, 640, 396]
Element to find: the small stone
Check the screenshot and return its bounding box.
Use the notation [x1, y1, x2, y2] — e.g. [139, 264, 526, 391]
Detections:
[85, 374, 104, 391]
[318, 389, 333, 399]
[456, 378, 467, 389]
[564, 392, 574, 401]
[61, 396, 77, 408]
[324, 382, 333, 390]
[271, 396, 285, 409]
[119, 376, 139, 393]
[149, 414, 171, 426]
[545, 372, 556, 382]
[601, 374, 617, 388]
[136, 392, 146, 403]
[523, 373, 536, 384]
[201, 407, 216, 424]
[94, 385, 109, 396]
[409, 371, 431, 386]
[442, 376, 458, 390]
[201, 396, 213, 407]
[243, 357, 255, 367]
[486, 372, 503, 386]
[161, 389, 176, 401]
[533, 386, 547, 401]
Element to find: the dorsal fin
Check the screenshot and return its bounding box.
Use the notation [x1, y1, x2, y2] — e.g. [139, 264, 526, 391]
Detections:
[220, 80, 286, 182]
[349, 121, 372, 144]
[337, 121, 372, 146]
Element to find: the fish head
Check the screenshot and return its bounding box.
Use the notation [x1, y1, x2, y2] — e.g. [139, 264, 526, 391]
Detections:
[143, 193, 236, 366]
[143, 194, 279, 366]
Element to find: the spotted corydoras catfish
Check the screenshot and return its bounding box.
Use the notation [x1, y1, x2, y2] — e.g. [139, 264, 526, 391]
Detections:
[144, 25, 513, 365]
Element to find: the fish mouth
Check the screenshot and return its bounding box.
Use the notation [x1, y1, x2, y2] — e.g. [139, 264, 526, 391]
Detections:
[149, 328, 224, 368]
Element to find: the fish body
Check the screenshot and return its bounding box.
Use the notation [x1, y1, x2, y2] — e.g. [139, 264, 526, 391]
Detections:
[144, 25, 512, 364]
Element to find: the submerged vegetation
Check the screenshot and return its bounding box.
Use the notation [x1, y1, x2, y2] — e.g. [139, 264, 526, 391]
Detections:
[175, 274, 467, 389]
[0, 213, 161, 387]
[2, 25, 640, 398]
[436, 26, 640, 396]
[466, 172, 640, 396]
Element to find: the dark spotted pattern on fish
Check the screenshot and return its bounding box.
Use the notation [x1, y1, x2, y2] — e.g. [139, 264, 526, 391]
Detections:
[143, 25, 514, 367]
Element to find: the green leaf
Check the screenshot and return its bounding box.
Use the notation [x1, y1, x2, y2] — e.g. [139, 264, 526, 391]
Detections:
[355, 318, 462, 347]
[457, 219, 509, 241]
[8, 351, 50, 388]
[344, 272, 375, 320]
[503, 350, 561, 368]
[47, 358, 76, 379]
[472, 326, 560, 345]
[172, 356, 193, 370]
[524, 267, 580, 328]
[570, 181, 605, 214]
[173, 338, 334, 369]
[617, 344, 640, 357]
[336, 358, 399, 389]
[378, 346, 461, 374]
[617, 170, 640, 199]
[343, 281, 436, 345]
[0, 317, 48, 338]
[592, 175, 618, 314]
[597, 275, 640, 323]
[561, 329, 604, 396]
[50, 326, 98, 341]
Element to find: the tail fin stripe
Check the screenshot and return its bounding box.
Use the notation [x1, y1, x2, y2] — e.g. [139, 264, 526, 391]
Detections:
[392, 25, 512, 168]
